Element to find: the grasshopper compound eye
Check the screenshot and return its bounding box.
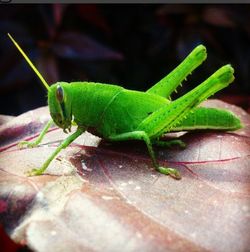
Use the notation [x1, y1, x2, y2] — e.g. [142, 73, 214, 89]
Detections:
[56, 85, 64, 103]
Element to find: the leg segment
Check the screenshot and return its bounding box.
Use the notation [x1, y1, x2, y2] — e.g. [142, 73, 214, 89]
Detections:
[27, 127, 84, 176]
[109, 131, 181, 179]
[172, 107, 242, 132]
[19, 119, 53, 148]
[146, 45, 207, 98]
[138, 65, 235, 139]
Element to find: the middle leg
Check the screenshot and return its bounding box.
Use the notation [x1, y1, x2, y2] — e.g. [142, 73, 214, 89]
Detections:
[108, 131, 181, 179]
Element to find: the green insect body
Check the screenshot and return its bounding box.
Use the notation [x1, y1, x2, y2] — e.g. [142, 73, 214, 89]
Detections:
[8, 33, 242, 179]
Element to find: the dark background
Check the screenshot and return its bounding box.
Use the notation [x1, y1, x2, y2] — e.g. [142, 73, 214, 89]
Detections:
[0, 4, 249, 116]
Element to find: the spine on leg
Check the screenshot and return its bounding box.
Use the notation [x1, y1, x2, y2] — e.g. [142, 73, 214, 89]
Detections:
[147, 45, 207, 98]
[138, 65, 235, 137]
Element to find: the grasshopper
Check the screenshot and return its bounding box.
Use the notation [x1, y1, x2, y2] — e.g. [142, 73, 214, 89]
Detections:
[8, 34, 242, 179]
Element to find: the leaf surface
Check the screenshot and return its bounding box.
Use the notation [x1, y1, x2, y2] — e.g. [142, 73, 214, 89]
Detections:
[0, 100, 250, 252]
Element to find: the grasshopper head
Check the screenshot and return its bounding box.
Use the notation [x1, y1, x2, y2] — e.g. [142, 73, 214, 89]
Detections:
[48, 82, 72, 133]
[7, 34, 73, 133]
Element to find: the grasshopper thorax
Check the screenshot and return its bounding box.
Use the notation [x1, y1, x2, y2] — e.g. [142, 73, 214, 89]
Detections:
[48, 82, 72, 133]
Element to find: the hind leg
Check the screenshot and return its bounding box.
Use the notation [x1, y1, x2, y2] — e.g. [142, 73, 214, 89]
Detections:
[146, 45, 207, 98]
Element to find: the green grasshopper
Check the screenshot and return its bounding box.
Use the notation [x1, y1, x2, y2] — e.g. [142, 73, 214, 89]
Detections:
[8, 33, 242, 179]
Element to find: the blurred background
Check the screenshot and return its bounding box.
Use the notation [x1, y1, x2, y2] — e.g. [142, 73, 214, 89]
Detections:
[0, 4, 249, 116]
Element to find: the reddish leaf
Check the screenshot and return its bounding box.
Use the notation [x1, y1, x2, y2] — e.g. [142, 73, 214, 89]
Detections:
[203, 7, 236, 28]
[0, 100, 250, 251]
[0, 115, 14, 126]
[37, 55, 59, 85]
[0, 225, 31, 252]
[53, 31, 123, 61]
[53, 4, 68, 28]
[75, 5, 111, 35]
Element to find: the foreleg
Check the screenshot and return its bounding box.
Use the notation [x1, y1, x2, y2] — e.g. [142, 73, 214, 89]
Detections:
[19, 119, 54, 148]
[27, 127, 84, 176]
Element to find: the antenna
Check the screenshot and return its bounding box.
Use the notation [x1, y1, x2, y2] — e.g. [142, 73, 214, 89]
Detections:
[7, 33, 50, 90]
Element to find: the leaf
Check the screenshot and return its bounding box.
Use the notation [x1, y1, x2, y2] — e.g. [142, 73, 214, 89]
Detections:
[0, 225, 31, 252]
[202, 7, 236, 28]
[74, 5, 111, 35]
[53, 31, 123, 61]
[0, 100, 250, 251]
